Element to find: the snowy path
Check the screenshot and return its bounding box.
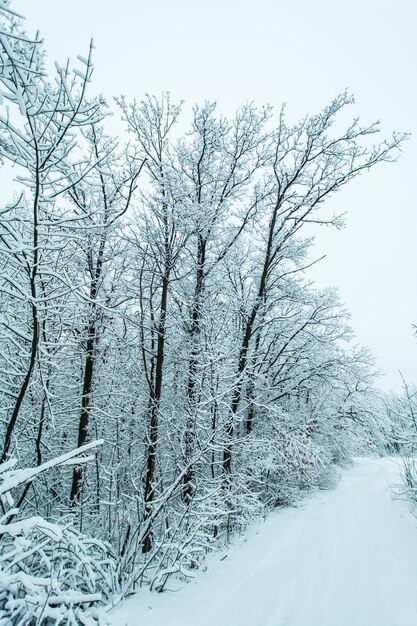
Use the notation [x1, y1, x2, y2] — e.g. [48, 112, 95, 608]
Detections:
[112, 458, 417, 626]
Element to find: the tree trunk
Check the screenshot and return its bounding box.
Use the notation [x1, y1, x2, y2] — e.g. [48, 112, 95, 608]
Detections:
[142, 269, 169, 552]
[183, 235, 206, 503]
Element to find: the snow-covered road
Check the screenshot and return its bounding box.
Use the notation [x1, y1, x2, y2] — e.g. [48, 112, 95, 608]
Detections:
[113, 458, 417, 626]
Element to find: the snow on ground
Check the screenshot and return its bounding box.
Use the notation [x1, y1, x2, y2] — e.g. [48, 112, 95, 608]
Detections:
[112, 458, 417, 626]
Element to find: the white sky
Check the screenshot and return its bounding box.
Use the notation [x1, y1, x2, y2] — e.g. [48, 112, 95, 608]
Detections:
[8, 0, 417, 391]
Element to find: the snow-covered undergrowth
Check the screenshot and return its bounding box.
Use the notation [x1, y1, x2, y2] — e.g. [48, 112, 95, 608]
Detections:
[401, 457, 417, 506]
[116, 420, 352, 597]
[388, 381, 417, 512]
[0, 445, 116, 625]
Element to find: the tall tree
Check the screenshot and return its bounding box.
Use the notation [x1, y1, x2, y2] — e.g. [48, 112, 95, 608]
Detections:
[222, 93, 404, 476]
[0, 5, 102, 463]
[66, 126, 143, 503]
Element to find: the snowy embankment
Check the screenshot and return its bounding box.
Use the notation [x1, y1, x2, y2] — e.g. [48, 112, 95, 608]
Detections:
[112, 458, 417, 626]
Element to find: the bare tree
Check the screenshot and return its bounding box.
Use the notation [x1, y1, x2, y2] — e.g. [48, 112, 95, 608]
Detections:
[66, 126, 143, 503]
[0, 7, 103, 462]
[222, 93, 405, 476]
[119, 94, 185, 551]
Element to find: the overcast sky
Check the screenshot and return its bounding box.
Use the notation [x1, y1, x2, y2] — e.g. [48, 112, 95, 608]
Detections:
[9, 0, 417, 391]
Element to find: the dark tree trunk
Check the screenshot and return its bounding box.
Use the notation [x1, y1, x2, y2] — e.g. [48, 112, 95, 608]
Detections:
[2, 173, 41, 462]
[70, 238, 104, 503]
[222, 200, 280, 475]
[70, 327, 96, 502]
[142, 268, 170, 552]
[183, 235, 206, 503]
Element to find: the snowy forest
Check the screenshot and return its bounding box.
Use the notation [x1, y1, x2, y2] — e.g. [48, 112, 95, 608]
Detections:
[0, 2, 416, 625]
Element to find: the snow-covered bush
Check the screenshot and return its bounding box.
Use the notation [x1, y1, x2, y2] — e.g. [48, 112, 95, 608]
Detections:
[388, 380, 417, 511]
[236, 404, 329, 507]
[0, 443, 116, 625]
